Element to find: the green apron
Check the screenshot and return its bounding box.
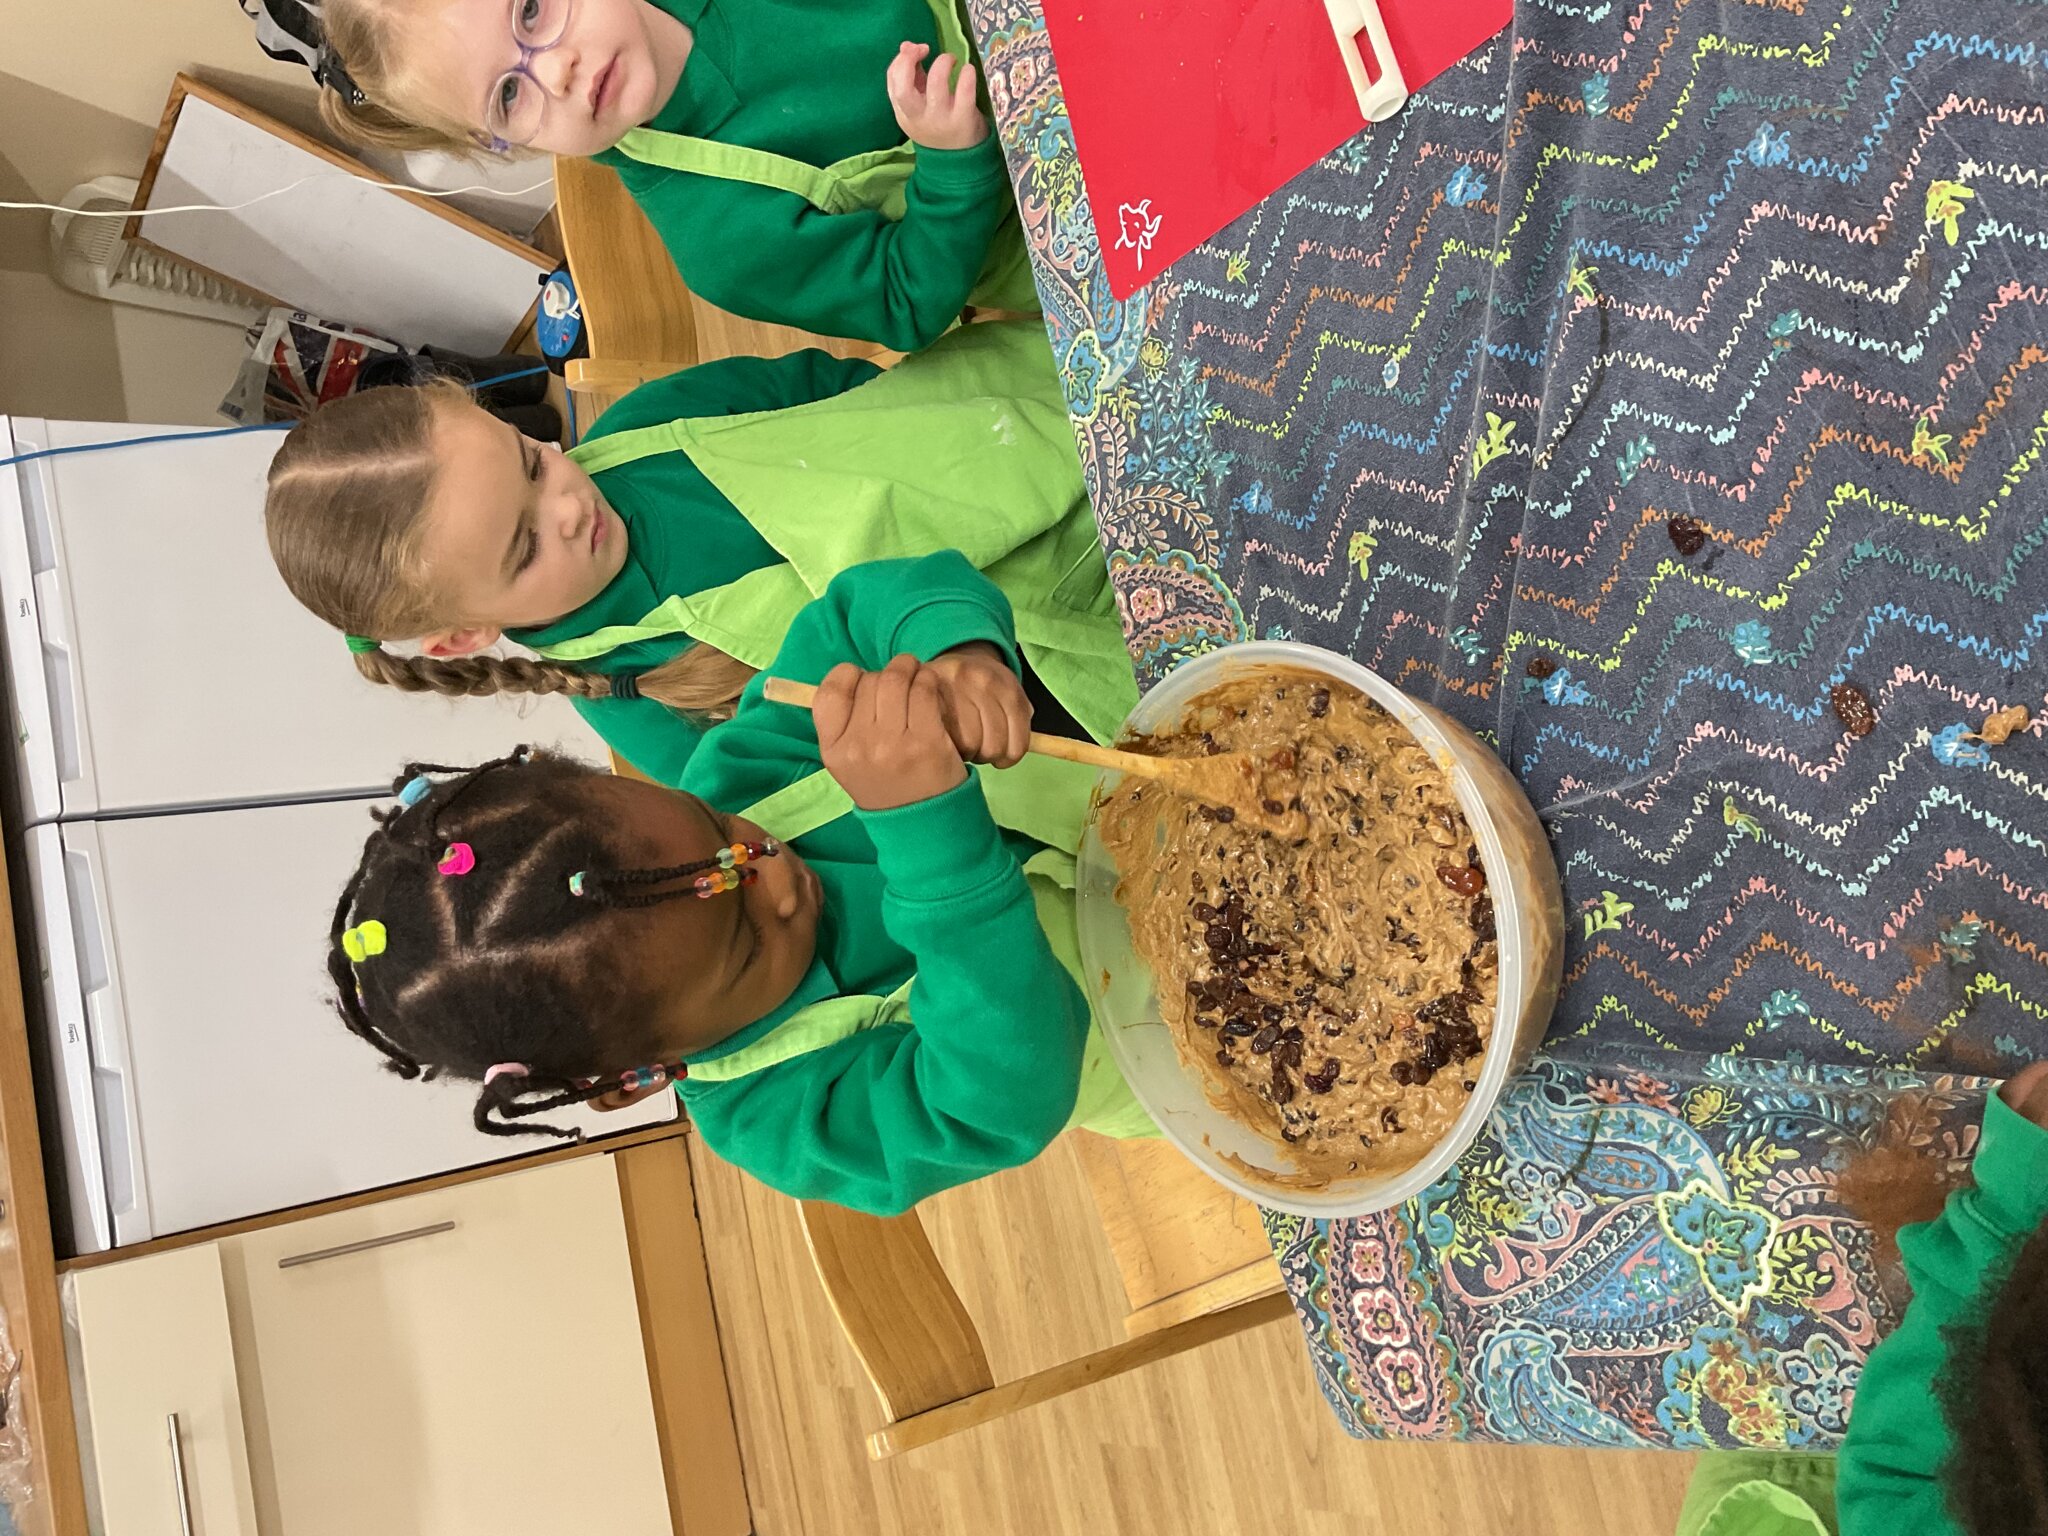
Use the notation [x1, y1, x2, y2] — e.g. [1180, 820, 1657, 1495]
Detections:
[611, 0, 1038, 316]
[557, 321, 1139, 760]
[687, 767, 1155, 1140]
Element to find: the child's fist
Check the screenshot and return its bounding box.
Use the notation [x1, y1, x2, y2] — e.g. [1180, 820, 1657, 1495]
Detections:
[886, 42, 988, 151]
[814, 655, 970, 811]
[924, 641, 1032, 768]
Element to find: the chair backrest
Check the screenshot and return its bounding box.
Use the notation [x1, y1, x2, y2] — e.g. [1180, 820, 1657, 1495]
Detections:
[797, 1201, 995, 1422]
[552, 155, 700, 369]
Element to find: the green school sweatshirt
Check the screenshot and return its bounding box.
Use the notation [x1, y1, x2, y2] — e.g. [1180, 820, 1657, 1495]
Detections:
[1837, 1090, 2048, 1536]
[593, 0, 1012, 352]
[676, 552, 1090, 1214]
[510, 348, 880, 783]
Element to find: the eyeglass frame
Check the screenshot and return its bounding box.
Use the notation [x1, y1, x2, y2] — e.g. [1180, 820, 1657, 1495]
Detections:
[481, 0, 579, 153]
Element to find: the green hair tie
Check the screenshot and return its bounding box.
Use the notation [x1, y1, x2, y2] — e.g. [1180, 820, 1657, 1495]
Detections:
[343, 633, 381, 654]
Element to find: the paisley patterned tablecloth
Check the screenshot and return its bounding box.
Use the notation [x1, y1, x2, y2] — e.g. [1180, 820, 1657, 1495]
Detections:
[967, 0, 2048, 1448]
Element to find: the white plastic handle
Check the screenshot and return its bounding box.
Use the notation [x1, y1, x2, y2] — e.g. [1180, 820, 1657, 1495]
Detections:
[1324, 0, 1409, 122]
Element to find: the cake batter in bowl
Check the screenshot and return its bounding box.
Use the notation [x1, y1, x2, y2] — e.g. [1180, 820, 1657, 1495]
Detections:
[1077, 641, 1564, 1217]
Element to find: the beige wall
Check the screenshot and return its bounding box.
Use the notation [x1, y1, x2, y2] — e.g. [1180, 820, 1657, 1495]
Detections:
[0, 0, 319, 426]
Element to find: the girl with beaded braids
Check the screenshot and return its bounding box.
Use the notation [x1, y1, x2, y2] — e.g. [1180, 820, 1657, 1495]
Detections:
[265, 320, 1132, 787]
[328, 552, 1151, 1212]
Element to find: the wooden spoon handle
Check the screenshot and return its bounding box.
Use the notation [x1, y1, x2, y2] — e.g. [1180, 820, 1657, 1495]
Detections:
[760, 675, 1166, 780]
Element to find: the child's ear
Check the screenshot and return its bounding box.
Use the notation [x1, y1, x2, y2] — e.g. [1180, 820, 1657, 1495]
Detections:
[589, 1080, 669, 1114]
[419, 626, 504, 659]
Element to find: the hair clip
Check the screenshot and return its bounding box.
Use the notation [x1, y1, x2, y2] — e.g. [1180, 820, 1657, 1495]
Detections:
[344, 633, 381, 654]
[340, 920, 388, 963]
[316, 46, 369, 109]
[398, 775, 432, 808]
[568, 871, 589, 897]
[483, 1062, 530, 1087]
[437, 843, 476, 877]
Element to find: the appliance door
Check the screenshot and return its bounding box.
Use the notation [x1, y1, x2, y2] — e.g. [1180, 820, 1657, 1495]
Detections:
[41, 798, 675, 1252]
[0, 416, 605, 825]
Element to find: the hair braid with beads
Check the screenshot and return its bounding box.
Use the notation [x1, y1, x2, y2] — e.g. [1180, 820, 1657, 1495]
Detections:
[329, 749, 744, 1139]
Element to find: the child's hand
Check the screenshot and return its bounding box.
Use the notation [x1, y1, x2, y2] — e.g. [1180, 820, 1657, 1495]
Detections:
[2002, 1060, 2048, 1129]
[925, 642, 1032, 768]
[886, 42, 988, 151]
[815, 655, 970, 811]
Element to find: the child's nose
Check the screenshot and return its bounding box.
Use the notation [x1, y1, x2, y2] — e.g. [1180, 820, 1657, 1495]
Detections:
[530, 41, 581, 100]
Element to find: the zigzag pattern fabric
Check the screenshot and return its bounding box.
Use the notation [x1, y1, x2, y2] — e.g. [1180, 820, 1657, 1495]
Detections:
[967, 0, 2048, 1446]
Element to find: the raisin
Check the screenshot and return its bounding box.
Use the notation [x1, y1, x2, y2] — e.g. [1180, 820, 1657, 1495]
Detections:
[1215, 1049, 1235, 1068]
[1262, 799, 1286, 815]
[1667, 514, 1707, 556]
[1335, 745, 1353, 763]
[1275, 1038, 1304, 1069]
[1213, 806, 1236, 823]
[1436, 863, 1487, 897]
[1524, 654, 1557, 680]
[1309, 687, 1331, 718]
[1192, 901, 1218, 922]
[1205, 923, 1232, 951]
[1250, 1024, 1281, 1053]
[1222, 1018, 1258, 1038]
[1270, 1062, 1297, 1104]
[1470, 896, 1496, 944]
[1381, 1108, 1403, 1134]
[1831, 681, 1877, 739]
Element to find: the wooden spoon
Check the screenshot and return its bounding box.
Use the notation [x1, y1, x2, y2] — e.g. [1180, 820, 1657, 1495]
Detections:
[760, 676, 1299, 836]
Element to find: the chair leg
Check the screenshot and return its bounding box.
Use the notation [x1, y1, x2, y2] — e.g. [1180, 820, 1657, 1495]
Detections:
[865, 1289, 1297, 1459]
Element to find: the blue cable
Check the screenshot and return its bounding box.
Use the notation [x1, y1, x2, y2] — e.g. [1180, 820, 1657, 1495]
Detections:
[0, 364, 555, 473]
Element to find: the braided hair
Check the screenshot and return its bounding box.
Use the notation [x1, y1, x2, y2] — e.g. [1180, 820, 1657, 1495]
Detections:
[263, 378, 759, 720]
[330, 750, 750, 1139]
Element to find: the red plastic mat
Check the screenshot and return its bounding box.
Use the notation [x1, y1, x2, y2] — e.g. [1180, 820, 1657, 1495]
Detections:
[1038, 0, 1512, 297]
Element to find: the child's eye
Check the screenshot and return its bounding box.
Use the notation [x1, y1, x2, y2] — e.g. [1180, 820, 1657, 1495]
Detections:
[526, 447, 543, 483]
[516, 526, 541, 574]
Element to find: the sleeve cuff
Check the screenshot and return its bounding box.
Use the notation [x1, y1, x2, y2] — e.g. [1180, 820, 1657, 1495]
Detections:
[910, 135, 1006, 190]
[858, 773, 1009, 901]
[892, 594, 1019, 674]
[1973, 1087, 2048, 1232]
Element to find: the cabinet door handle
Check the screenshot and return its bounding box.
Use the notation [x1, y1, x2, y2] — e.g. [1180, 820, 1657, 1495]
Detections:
[166, 1413, 194, 1536]
[277, 1219, 456, 1270]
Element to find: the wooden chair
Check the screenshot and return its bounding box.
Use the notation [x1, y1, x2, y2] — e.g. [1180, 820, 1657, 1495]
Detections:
[550, 156, 894, 425]
[802, 1134, 1290, 1459]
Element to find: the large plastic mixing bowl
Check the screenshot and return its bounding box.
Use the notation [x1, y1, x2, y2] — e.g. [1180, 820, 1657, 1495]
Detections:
[1076, 641, 1564, 1217]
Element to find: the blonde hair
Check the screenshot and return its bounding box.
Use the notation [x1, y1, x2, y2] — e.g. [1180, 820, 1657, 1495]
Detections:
[316, 0, 494, 155]
[264, 381, 756, 722]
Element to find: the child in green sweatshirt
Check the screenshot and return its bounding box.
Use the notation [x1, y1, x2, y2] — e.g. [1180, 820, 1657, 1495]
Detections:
[323, 553, 1149, 1215]
[267, 321, 1131, 787]
[1668, 1063, 2048, 1536]
[313, 0, 1034, 351]
[1833, 1059, 2048, 1536]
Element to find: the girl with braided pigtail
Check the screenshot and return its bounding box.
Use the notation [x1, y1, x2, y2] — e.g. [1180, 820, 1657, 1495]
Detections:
[265, 319, 1133, 787]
